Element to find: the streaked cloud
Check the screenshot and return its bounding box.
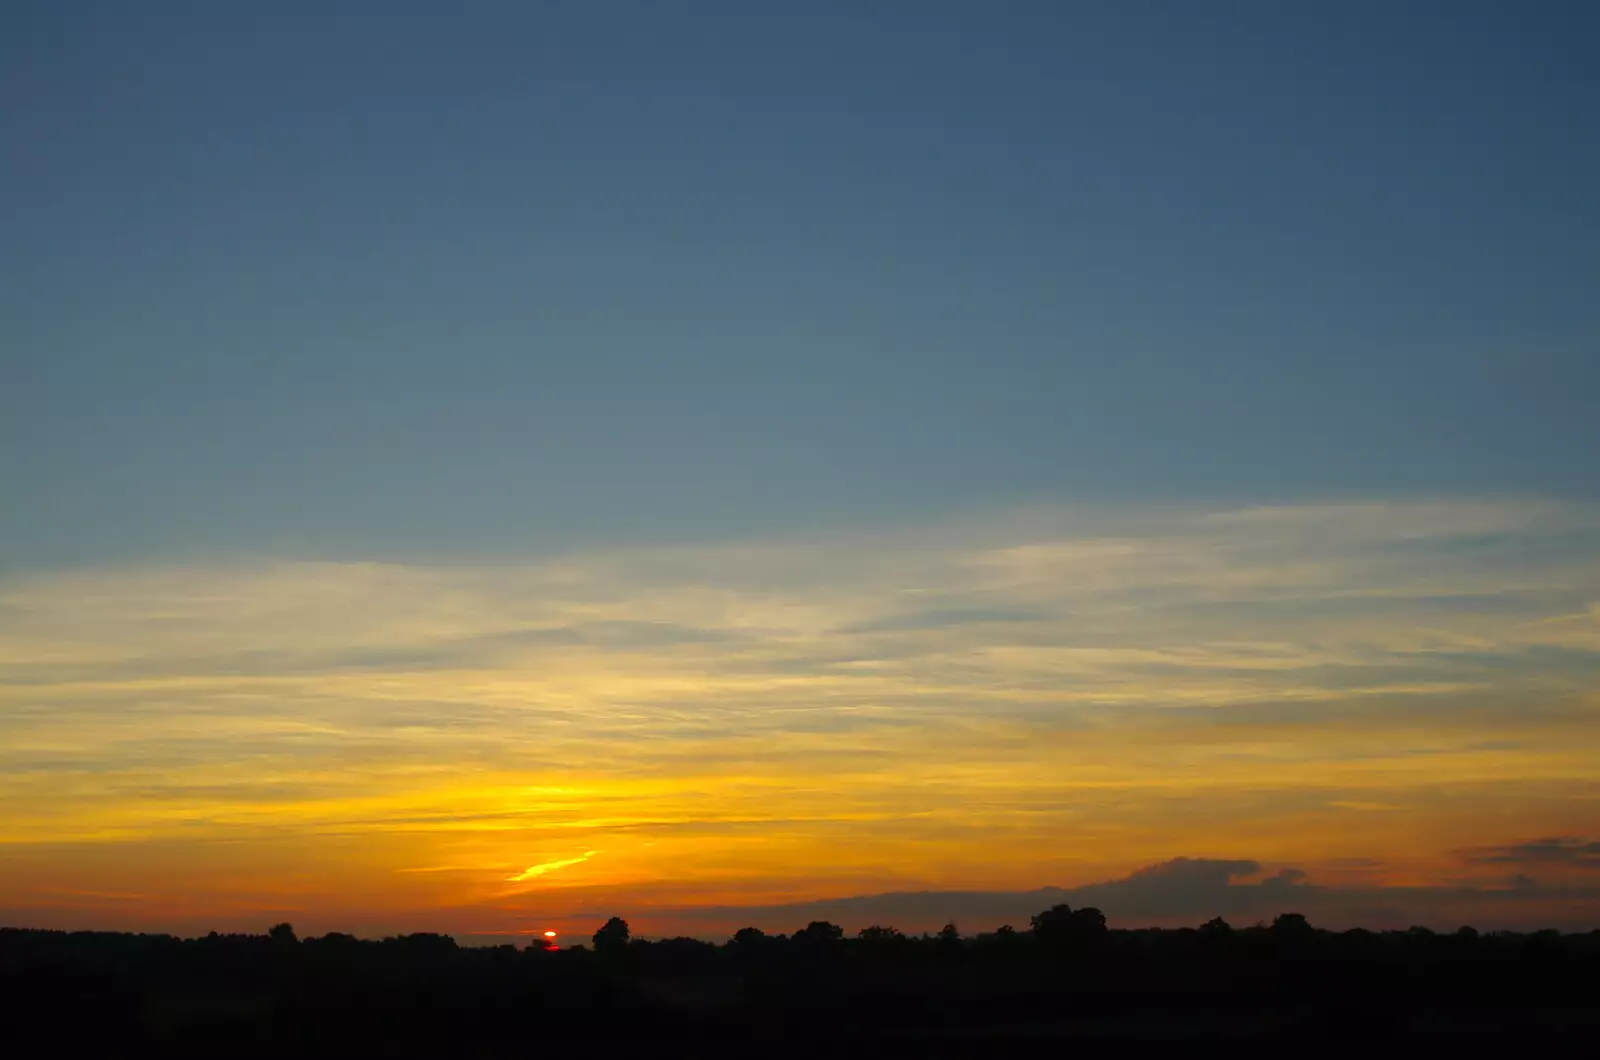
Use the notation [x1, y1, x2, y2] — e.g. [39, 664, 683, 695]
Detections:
[1464, 837, 1600, 869]
[1, 498, 1597, 934]
[507, 851, 600, 883]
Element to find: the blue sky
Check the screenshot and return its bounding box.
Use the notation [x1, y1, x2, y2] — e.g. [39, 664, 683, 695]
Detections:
[5, 1, 1597, 569]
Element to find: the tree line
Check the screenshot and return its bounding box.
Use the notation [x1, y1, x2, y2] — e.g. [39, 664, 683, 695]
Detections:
[3, 905, 1596, 1055]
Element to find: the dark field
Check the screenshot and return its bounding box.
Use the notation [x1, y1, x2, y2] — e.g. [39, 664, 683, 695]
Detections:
[4, 911, 1597, 1057]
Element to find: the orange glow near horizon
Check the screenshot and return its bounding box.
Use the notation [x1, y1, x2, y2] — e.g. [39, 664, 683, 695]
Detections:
[2, 500, 1598, 937]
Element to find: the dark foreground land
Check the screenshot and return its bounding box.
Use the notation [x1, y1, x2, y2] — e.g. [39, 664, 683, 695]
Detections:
[4, 911, 1597, 1057]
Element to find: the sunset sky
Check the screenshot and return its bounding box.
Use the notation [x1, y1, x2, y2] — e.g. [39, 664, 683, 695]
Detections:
[4, 2, 1598, 941]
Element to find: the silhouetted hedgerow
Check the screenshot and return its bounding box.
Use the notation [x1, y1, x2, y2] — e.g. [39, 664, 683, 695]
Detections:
[2, 910, 1597, 1056]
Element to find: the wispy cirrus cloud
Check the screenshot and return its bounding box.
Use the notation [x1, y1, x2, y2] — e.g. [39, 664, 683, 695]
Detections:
[1, 498, 1597, 935]
[507, 851, 601, 883]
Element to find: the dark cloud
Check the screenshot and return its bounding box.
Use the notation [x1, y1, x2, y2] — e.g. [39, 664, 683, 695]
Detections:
[665, 857, 1600, 935]
[1115, 690, 1593, 736]
[1467, 837, 1600, 869]
[435, 620, 739, 654]
[560, 621, 739, 648]
[837, 607, 1049, 634]
[671, 857, 1275, 929]
[0, 620, 744, 685]
[1106, 648, 1600, 692]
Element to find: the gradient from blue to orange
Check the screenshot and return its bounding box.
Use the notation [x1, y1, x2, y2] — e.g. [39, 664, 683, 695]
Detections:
[2, 2, 1598, 940]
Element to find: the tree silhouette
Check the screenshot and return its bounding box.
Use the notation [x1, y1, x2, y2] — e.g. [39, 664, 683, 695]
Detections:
[1030, 903, 1107, 944]
[1, 913, 1594, 1050]
[1030, 903, 1075, 939]
[793, 921, 844, 947]
[593, 916, 630, 954]
[1271, 912, 1314, 939]
[1072, 907, 1107, 936]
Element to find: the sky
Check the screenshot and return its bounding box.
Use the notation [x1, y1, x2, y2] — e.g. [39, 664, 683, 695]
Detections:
[2, 2, 1598, 941]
